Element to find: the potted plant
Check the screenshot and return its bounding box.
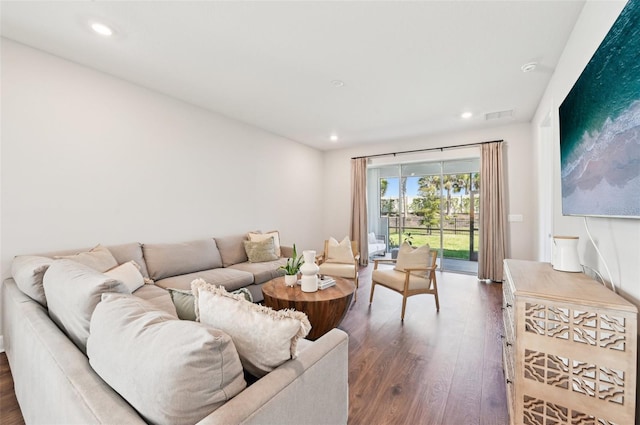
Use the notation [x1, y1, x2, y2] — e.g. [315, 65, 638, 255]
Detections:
[279, 244, 304, 287]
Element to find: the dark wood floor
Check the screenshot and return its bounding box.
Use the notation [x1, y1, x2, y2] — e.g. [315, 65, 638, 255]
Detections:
[0, 264, 507, 425]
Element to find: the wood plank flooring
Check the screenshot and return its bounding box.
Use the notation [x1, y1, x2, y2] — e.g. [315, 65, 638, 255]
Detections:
[0, 264, 507, 425]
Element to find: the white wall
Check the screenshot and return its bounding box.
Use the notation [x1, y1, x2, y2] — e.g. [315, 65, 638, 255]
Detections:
[532, 0, 640, 307]
[1, 39, 325, 281]
[322, 122, 535, 261]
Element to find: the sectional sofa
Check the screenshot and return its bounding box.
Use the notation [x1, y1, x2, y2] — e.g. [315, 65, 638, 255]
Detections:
[2, 233, 349, 424]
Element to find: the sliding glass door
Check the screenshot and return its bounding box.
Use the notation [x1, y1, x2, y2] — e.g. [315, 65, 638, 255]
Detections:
[367, 158, 480, 274]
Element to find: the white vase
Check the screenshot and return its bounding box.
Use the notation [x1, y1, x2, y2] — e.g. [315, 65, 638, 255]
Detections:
[284, 274, 298, 287]
[300, 250, 319, 292]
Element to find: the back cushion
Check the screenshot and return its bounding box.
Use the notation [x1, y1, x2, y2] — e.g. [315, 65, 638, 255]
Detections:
[107, 242, 150, 279]
[143, 239, 223, 281]
[43, 259, 130, 353]
[87, 293, 246, 425]
[215, 234, 249, 267]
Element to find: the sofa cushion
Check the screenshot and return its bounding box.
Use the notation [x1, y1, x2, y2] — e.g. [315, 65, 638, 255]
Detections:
[192, 278, 311, 378]
[143, 239, 223, 281]
[43, 259, 130, 353]
[105, 261, 145, 292]
[133, 284, 178, 318]
[87, 293, 246, 425]
[227, 258, 287, 285]
[167, 287, 252, 321]
[215, 234, 249, 267]
[107, 242, 150, 279]
[154, 267, 254, 292]
[243, 238, 279, 263]
[248, 231, 281, 257]
[55, 245, 118, 272]
[11, 255, 52, 306]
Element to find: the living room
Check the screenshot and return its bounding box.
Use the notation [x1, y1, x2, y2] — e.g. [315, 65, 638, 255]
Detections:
[2, 1, 639, 424]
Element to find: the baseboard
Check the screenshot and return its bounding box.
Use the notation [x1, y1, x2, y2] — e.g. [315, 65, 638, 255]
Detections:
[0, 335, 4, 353]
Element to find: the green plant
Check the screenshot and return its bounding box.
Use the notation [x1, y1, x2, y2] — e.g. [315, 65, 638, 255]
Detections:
[278, 243, 304, 275]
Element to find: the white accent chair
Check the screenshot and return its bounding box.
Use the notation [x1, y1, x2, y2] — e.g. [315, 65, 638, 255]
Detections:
[317, 239, 360, 301]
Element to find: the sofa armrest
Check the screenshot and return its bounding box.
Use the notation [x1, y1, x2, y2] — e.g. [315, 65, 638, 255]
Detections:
[198, 328, 349, 425]
[280, 245, 293, 258]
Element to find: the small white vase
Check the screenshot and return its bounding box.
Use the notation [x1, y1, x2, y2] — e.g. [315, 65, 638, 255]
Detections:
[300, 250, 319, 292]
[284, 274, 298, 287]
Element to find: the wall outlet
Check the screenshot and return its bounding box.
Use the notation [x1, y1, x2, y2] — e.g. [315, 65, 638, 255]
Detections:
[508, 214, 524, 222]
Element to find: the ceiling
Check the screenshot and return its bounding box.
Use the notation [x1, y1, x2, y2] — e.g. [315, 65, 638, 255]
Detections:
[0, 1, 585, 150]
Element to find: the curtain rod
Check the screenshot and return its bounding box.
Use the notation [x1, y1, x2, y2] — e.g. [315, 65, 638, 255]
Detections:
[351, 139, 503, 160]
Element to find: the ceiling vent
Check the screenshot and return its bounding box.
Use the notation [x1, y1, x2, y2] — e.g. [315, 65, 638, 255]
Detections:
[485, 110, 514, 121]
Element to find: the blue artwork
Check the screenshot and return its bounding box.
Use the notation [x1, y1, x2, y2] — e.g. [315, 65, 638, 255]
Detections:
[559, 0, 640, 218]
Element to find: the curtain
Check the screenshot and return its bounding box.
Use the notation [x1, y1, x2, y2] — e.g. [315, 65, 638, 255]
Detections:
[350, 158, 369, 266]
[478, 141, 507, 282]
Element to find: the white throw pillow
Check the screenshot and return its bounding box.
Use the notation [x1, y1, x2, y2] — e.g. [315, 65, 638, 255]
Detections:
[88, 293, 246, 425]
[43, 259, 130, 353]
[55, 244, 118, 272]
[248, 231, 281, 257]
[394, 242, 431, 277]
[191, 278, 311, 378]
[327, 236, 355, 264]
[11, 255, 52, 306]
[105, 261, 145, 292]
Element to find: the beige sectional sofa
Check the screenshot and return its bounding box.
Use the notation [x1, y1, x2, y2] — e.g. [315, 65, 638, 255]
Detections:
[2, 234, 349, 424]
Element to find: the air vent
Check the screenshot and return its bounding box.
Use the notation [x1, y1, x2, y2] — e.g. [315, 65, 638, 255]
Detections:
[485, 110, 514, 121]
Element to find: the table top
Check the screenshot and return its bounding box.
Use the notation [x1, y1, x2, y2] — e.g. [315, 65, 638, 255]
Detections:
[262, 276, 355, 302]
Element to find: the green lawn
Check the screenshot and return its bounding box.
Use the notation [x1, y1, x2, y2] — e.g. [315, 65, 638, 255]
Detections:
[388, 232, 478, 259]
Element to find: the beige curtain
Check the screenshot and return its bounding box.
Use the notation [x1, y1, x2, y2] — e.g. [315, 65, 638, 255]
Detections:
[478, 141, 507, 282]
[350, 158, 369, 266]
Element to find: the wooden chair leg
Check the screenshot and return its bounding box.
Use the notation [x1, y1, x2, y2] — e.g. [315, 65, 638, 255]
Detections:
[369, 282, 376, 304]
[432, 274, 440, 312]
[401, 296, 407, 321]
[353, 274, 359, 302]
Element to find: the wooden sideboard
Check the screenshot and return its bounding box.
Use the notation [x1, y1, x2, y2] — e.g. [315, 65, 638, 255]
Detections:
[502, 259, 637, 425]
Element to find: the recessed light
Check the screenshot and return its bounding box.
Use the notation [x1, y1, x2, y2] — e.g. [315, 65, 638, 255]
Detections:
[461, 112, 473, 119]
[331, 80, 345, 88]
[521, 62, 537, 73]
[90, 22, 114, 37]
[330, 134, 339, 142]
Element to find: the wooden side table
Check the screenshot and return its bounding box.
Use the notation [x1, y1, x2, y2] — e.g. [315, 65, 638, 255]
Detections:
[262, 276, 355, 340]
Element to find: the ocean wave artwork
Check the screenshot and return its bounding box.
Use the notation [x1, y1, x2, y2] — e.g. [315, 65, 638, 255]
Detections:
[559, 0, 640, 218]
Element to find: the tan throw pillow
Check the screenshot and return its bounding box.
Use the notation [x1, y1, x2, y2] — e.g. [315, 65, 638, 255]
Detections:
[243, 238, 279, 263]
[327, 236, 354, 264]
[394, 242, 431, 277]
[105, 261, 145, 293]
[248, 231, 281, 257]
[87, 293, 246, 425]
[191, 278, 311, 378]
[55, 244, 118, 272]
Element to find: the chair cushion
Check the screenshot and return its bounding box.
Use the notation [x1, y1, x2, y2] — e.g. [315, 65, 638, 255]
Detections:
[318, 262, 356, 279]
[192, 278, 310, 378]
[327, 236, 354, 264]
[394, 242, 430, 277]
[87, 293, 246, 425]
[372, 269, 431, 292]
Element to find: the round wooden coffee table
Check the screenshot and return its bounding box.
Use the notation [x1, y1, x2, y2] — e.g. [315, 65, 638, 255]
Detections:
[262, 276, 355, 340]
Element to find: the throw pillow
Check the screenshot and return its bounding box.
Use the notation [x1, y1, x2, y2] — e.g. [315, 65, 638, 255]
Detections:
[87, 293, 246, 425]
[54, 244, 118, 272]
[394, 242, 431, 277]
[191, 278, 310, 377]
[248, 231, 281, 257]
[168, 287, 253, 321]
[11, 255, 52, 306]
[105, 261, 145, 292]
[243, 237, 279, 263]
[43, 259, 130, 353]
[327, 236, 355, 264]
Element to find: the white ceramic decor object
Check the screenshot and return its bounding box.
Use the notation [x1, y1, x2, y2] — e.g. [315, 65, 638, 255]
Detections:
[300, 250, 319, 292]
[552, 236, 582, 272]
